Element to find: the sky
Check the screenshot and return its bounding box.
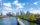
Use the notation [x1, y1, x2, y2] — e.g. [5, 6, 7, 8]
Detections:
[0, 0, 40, 15]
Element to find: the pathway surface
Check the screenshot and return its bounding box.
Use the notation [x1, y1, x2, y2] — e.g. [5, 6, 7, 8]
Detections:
[17, 18, 25, 25]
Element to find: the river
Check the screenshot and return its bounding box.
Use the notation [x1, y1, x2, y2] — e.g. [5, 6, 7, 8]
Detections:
[0, 17, 18, 25]
[21, 19, 40, 25]
[0, 17, 40, 25]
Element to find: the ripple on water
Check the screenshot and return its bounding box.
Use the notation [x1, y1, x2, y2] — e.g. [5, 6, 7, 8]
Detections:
[0, 17, 17, 25]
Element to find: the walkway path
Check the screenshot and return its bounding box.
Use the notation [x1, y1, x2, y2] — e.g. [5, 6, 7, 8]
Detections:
[17, 18, 25, 25]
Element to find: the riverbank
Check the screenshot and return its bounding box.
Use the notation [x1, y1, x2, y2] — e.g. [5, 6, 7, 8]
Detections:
[0, 16, 8, 18]
[20, 17, 40, 24]
[0, 15, 40, 24]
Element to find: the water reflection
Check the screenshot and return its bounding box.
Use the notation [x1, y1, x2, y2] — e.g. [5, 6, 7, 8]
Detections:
[0, 17, 40, 25]
[0, 18, 3, 25]
[21, 19, 40, 25]
[29, 22, 36, 25]
[0, 17, 17, 25]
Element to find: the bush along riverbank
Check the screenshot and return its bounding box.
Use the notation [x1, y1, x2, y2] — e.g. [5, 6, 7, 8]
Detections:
[6, 13, 40, 23]
[15, 14, 40, 24]
[20, 17, 40, 24]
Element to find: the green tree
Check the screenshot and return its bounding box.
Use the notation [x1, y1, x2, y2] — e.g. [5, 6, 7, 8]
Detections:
[28, 14, 36, 21]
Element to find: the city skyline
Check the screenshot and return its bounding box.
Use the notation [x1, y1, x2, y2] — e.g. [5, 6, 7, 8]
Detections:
[0, 0, 40, 15]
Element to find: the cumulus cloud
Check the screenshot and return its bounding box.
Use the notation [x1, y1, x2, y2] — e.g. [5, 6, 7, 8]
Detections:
[3, 3, 11, 7]
[2, 6, 12, 15]
[12, 0, 25, 12]
[0, 0, 2, 1]
[4, 7, 12, 11]
[2, 11, 8, 15]
[30, 8, 34, 10]
[30, 8, 40, 14]
[3, 0, 25, 15]
[13, 1, 18, 4]
[30, 9, 40, 14]
[3, 2, 12, 12]
[13, 1, 25, 9]
[33, 2, 38, 5]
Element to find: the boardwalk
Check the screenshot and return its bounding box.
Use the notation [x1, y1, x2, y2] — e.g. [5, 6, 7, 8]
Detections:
[17, 18, 25, 25]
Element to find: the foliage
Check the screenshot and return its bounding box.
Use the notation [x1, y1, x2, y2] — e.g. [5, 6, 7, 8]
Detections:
[28, 14, 37, 21]
[34, 14, 40, 17]
[5, 12, 40, 21]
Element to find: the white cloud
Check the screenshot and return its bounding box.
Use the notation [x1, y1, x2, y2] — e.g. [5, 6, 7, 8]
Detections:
[24, 11, 26, 14]
[2, 6, 13, 15]
[13, 1, 25, 9]
[0, 0, 2, 1]
[13, 1, 18, 4]
[4, 7, 12, 11]
[17, 6, 23, 8]
[3, 2, 12, 11]
[30, 9, 40, 14]
[30, 8, 40, 14]
[2, 11, 8, 15]
[30, 8, 34, 10]
[33, 2, 38, 5]
[3, 3, 11, 7]
[2, 0, 25, 15]
[3, 2, 12, 15]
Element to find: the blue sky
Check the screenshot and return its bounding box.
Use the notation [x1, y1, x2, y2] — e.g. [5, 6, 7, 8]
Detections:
[0, 0, 40, 15]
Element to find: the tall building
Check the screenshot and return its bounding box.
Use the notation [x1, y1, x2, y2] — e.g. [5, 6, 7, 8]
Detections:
[26, 11, 30, 16]
[20, 11, 25, 15]
[6, 12, 13, 16]
[16, 12, 20, 15]
[0, 0, 2, 15]
[12, 12, 16, 16]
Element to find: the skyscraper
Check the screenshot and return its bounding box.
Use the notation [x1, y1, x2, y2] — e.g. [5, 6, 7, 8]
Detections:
[20, 11, 25, 15]
[0, 0, 2, 15]
[26, 11, 30, 16]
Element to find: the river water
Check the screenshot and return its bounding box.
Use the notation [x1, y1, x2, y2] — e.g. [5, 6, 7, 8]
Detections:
[21, 19, 40, 25]
[0, 17, 17, 25]
[0, 17, 40, 25]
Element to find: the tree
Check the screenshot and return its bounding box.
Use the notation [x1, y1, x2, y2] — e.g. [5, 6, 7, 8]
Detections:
[28, 14, 36, 21]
